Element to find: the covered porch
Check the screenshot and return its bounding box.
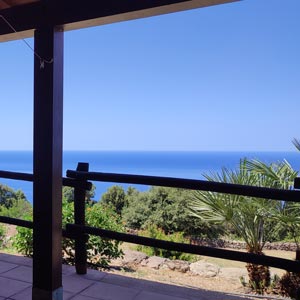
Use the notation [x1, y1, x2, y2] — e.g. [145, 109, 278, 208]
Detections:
[5, 0, 291, 299]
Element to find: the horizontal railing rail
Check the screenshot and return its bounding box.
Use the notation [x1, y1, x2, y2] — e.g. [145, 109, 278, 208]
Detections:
[0, 170, 33, 182]
[0, 216, 33, 228]
[66, 223, 300, 273]
[0, 170, 92, 190]
[0, 216, 72, 240]
[66, 170, 300, 202]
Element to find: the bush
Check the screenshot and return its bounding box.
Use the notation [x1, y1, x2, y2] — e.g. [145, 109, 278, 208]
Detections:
[0, 198, 32, 219]
[122, 186, 222, 238]
[122, 190, 150, 229]
[136, 225, 195, 261]
[0, 184, 27, 209]
[63, 185, 96, 205]
[101, 185, 127, 215]
[0, 184, 32, 220]
[0, 184, 32, 250]
[0, 225, 6, 248]
[13, 215, 33, 256]
[62, 201, 124, 268]
[14, 199, 124, 268]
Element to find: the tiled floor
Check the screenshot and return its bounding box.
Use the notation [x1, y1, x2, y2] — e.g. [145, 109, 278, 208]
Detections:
[0, 253, 255, 300]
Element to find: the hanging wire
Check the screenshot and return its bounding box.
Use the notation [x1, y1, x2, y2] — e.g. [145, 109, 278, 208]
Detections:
[0, 14, 53, 69]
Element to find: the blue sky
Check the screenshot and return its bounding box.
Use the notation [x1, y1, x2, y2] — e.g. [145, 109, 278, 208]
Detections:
[1, 0, 299, 151]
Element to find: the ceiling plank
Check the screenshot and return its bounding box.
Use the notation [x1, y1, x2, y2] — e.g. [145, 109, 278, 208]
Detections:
[0, 0, 38, 10]
[0, 1, 10, 10]
[0, 0, 239, 42]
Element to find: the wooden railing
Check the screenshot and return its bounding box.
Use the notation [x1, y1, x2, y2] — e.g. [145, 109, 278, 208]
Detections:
[1, 163, 300, 276]
[66, 163, 300, 275]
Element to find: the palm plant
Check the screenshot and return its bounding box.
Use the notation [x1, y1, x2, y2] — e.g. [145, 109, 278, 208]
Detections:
[189, 158, 297, 292]
[246, 156, 300, 298]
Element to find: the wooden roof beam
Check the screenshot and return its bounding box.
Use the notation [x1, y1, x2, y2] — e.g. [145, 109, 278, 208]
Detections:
[0, 0, 239, 42]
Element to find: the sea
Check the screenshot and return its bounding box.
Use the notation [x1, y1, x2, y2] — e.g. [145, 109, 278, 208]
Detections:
[0, 151, 300, 204]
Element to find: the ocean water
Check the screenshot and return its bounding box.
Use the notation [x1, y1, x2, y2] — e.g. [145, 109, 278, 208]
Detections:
[0, 151, 300, 203]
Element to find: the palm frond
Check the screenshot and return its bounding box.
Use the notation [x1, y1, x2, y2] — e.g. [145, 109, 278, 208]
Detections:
[292, 138, 300, 151]
[244, 159, 297, 190]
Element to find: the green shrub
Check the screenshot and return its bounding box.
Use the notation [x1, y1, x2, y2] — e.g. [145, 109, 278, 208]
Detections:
[136, 225, 195, 261]
[0, 224, 6, 248]
[63, 185, 96, 205]
[0, 198, 32, 219]
[101, 185, 127, 215]
[0, 184, 32, 251]
[13, 215, 33, 256]
[62, 201, 124, 268]
[122, 186, 222, 238]
[14, 199, 124, 268]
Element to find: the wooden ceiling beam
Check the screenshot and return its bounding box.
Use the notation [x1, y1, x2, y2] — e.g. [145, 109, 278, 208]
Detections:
[0, 0, 239, 42]
[0, 0, 10, 10]
[0, 0, 38, 10]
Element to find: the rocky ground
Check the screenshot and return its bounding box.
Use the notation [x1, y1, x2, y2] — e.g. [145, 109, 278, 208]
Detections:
[107, 249, 287, 298]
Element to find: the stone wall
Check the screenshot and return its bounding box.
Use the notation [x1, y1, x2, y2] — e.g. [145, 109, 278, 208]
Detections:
[190, 237, 298, 252]
[117, 250, 249, 279]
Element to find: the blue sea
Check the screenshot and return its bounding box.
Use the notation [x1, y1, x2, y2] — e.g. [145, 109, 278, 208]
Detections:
[0, 151, 300, 203]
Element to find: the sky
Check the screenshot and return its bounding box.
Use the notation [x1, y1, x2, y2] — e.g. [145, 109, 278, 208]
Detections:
[0, 0, 299, 151]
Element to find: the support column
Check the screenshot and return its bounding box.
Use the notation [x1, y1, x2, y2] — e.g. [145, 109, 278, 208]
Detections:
[32, 26, 64, 300]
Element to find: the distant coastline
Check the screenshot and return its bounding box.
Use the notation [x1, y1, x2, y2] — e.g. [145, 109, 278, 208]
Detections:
[0, 150, 299, 203]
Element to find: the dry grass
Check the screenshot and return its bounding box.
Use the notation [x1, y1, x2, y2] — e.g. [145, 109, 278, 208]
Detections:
[196, 249, 295, 279]
[203, 249, 295, 273]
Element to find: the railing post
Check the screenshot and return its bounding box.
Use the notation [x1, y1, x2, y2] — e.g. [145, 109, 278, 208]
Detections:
[74, 162, 89, 274]
[294, 177, 300, 189]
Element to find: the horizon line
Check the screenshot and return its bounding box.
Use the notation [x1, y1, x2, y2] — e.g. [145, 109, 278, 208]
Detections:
[0, 149, 297, 153]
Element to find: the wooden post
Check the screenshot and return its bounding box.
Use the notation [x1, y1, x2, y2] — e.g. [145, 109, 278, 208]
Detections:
[294, 178, 300, 189]
[32, 26, 64, 300]
[74, 162, 89, 274]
